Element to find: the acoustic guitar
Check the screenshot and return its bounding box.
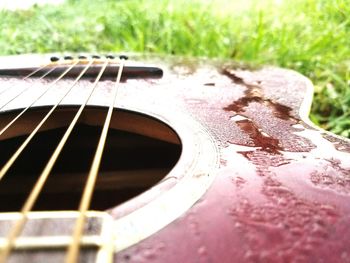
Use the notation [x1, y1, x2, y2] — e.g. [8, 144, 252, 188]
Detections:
[0, 54, 349, 263]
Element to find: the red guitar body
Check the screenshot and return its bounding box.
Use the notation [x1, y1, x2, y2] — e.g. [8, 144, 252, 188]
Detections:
[0, 54, 349, 262]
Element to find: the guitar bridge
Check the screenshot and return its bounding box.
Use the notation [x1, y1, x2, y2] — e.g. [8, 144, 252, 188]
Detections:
[0, 54, 163, 80]
[0, 211, 114, 263]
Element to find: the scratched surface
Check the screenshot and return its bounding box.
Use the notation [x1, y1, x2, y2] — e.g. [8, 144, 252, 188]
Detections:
[114, 58, 350, 263]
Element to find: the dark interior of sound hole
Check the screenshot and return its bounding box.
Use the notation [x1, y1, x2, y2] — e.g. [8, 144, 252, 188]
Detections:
[0, 114, 181, 212]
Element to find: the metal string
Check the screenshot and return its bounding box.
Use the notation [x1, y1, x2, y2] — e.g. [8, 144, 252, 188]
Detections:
[0, 60, 80, 181]
[65, 58, 125, 263]
[0, 61, 79, 138]
[0, 64, 49, 97]
[0, 60, 97, 263]
[22, 64, 52, 79]
[33, 59, 109, 198]
[0, 67, 56, 112]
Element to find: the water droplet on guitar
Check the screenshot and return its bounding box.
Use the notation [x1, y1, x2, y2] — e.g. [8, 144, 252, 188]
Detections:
[143, 249, 156, 260]
[197, 246, 208, 258]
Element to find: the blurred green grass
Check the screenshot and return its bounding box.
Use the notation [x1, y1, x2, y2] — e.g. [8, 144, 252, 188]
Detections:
[0, 0, 349, 137]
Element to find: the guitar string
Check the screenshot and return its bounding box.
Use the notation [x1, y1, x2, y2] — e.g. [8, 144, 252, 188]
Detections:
[22, 64, 52, 79]
[0, 60, 80, 181]
[0, 64, 49, 97]
[0, 67, 57, 112]
[65, 58, 125, 263]
[0, 61, 79, 138]
[0, 59, 97, 263]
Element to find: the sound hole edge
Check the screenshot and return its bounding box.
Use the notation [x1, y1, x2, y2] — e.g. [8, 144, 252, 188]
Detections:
[0, 106, 182, 212]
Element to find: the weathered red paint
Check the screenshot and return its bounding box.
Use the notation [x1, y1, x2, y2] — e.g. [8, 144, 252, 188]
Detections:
[0, 55, 349, 262]
[114, 61, 350, 262]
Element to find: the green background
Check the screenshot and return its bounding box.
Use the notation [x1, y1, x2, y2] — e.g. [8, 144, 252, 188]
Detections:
[1, 0, 349, 137]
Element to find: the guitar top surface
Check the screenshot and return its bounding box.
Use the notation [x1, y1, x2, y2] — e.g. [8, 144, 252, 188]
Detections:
[0, 54, 349, 263]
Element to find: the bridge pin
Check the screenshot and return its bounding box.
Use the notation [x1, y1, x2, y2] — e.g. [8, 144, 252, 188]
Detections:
[64, 55, 74, 60]
[50, 56, 60, 62]
[119, 55, 129, 60]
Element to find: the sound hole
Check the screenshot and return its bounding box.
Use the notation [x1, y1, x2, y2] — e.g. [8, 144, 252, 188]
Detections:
[0, 107, 182, 212]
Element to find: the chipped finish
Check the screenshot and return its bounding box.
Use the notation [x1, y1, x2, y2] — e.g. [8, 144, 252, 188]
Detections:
[115, 56, 350, 262]
[0, 54, 349, 262]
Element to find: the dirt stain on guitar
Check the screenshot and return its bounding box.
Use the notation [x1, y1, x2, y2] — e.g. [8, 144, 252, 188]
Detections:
[221, 69, 294, 121]
[233, 119, 282, 154]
